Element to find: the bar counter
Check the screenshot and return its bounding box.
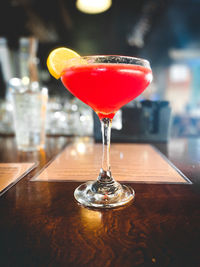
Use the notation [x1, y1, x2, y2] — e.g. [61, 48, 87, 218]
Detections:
[0, 136, 200, 267]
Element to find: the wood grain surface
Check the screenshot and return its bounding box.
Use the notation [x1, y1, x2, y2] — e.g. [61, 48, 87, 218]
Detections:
[0, 136, 199, 267]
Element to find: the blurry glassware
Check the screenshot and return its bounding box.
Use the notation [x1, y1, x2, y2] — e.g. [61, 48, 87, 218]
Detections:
[0, 100, 14, 134]
[0, 37, 13, 102]
[19, 37, 39, 84]
[46, 97, 70, 135]
[79, 108, 93, 136]
[46, 97, 93, 136]
[11, 79, 48, 151]
[69, 98, 93, 136]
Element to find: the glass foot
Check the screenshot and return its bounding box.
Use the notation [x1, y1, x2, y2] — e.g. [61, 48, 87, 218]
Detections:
[74, 180, 135, 208]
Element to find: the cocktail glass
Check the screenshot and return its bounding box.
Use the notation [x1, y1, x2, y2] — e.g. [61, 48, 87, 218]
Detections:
[61, 55, 152, 208]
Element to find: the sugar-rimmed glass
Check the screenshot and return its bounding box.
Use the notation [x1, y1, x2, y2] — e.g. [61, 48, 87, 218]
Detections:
[61, 55, 152, 208]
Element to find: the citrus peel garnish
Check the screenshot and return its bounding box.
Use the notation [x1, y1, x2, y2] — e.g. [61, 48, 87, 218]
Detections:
[47, 47, 81, 79]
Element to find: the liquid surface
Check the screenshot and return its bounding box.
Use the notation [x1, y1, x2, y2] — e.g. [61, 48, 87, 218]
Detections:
[61, 63, 152, 119]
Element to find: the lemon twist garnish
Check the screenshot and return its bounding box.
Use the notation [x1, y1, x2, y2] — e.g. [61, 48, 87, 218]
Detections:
[47, 47, 81, 79]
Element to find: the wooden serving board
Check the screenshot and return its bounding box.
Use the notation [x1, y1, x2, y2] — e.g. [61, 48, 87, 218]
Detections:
[32, 143, 190, 184]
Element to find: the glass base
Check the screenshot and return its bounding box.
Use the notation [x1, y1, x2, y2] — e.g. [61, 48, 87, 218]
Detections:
[74, 180, 135, 208]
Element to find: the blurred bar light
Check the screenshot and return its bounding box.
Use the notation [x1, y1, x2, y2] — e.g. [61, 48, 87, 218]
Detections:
[169, 49, 200, 60]
[76, 0, 112, 14]
[169, 64, 190, 83]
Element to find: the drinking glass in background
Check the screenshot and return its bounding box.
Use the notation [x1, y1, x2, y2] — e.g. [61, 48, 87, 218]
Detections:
[46, 97, 93, 136]
[10, 78, 48, 151]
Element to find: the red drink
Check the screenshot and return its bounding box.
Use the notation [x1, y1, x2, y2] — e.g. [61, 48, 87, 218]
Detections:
[61, 63, 152, 119]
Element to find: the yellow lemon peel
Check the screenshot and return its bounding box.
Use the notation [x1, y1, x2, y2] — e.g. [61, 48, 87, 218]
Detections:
[47, 47, 81, 79]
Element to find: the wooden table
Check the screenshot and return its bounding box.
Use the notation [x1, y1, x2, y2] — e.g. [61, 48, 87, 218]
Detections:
[0, 136, 199, 267]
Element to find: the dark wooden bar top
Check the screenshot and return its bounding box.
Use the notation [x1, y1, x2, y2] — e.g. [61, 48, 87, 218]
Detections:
[0, 136, 200, 267]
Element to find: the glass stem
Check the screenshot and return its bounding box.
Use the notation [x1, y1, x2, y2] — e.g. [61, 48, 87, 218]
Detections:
[98, 118, 113, 183]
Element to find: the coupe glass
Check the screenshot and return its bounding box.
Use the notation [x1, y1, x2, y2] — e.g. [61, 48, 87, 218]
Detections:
[61, 55, 152, 208]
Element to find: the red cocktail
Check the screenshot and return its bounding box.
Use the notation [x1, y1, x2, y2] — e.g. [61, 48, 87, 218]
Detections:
[62, 59, 152, 120]
[61, 55, 152, 208]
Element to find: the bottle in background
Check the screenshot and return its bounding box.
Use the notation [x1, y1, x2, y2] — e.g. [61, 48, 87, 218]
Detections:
[0, 37, 13, 101]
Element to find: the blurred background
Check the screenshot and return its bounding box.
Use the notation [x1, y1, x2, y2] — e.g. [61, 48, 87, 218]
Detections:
[0, 0, 200, 140]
